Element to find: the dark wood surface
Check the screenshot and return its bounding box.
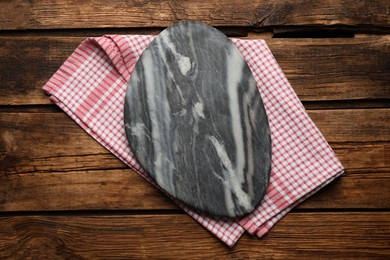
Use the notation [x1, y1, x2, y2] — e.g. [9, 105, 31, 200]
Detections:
[0, 1, 389, 258]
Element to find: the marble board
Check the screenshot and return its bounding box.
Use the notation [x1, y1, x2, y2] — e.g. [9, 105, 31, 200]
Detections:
[124, 21, 271, 217]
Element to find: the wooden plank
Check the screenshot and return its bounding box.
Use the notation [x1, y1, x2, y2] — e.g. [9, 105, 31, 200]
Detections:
[0, 110, 389, 211]
[298, 172, 390, 209]
[0, 37, 81, 106]
[0, 0, 389, 30]
[308, 109, 389, 142]
[0, 36, 389, 105]
[0, 169, 389, 211]
[0, 213, 388, 258]
[0, 110, 389, 175]
[268, 37, 390, 102]
[0, 112, 126, 173]
[0, 169, 175, 211]
[332, 142, 389, 173]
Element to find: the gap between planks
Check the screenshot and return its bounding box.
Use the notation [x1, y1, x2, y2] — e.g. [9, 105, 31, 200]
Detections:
[0, 99, 389, 114]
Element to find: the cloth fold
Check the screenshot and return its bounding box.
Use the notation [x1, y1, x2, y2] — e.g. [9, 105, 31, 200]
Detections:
[43, 35, 344, 247]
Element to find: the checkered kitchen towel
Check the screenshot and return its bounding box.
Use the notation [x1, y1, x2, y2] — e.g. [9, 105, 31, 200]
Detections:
[42, 35, 344, 247]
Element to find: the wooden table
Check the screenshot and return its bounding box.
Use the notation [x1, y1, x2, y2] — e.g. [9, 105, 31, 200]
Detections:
[0, 1, 389, 258]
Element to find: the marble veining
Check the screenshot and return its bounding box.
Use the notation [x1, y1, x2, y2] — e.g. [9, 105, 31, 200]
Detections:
[124, 21, 271, 217]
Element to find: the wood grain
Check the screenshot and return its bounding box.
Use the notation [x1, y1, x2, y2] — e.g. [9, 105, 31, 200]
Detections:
[0, 110, 389, 212]
[268, 37, 390, 102]
[0, 109, 390, 174]
[0, 213, 388, 258]
[0, 36, 389, 105]
[1, 110, 388, 174]
[0, 169, 389, 212]
[1, 0, 389, 30]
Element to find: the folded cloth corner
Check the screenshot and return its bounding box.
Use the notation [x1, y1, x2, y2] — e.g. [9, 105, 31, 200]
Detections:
[42, 34, 344, 247]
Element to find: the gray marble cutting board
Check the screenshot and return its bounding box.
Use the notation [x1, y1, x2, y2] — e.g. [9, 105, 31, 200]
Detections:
[124, 21, 271, 217]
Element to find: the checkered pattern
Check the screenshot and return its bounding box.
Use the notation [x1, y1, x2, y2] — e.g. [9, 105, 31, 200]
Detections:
[43, 35, 344, 247]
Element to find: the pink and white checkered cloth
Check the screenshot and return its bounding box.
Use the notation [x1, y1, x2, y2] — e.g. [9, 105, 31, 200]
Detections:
[43, 35, 344, 247]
